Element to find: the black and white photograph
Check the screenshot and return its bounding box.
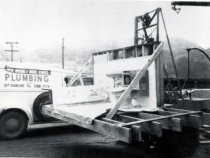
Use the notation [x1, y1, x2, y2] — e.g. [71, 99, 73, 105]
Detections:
[1, 0, 210, 157]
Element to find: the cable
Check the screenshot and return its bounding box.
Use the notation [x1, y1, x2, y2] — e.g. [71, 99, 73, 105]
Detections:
[160, 9, 184, 101]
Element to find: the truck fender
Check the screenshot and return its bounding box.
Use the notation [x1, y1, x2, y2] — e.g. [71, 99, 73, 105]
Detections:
[0, 105, 33, 124]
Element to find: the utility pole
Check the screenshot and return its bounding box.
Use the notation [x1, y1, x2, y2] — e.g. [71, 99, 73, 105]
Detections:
[62, 38, 65, 69]
[19, 57, 24, 63]
[5, 42, 19, 62]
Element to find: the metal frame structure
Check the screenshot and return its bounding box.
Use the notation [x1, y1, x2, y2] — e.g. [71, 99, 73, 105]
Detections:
[134, 8, 161, 45]
[135, 8, 183, 101]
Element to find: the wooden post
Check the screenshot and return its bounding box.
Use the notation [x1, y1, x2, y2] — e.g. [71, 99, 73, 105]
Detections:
[62, 38, 65, 69]
[155, 51, 164, 106]
[134, 17, 139, 45]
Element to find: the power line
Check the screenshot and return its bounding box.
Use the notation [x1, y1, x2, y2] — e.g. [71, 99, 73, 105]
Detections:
[5, 42, 19, 62]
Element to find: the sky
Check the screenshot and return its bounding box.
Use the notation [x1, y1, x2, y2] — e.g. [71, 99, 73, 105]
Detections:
[1, 0, 210, 62]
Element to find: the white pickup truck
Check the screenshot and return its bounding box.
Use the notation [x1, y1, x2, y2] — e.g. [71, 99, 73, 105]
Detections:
[0, 62, 73, 139]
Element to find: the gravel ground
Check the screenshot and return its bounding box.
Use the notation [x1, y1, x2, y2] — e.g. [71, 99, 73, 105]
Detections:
[0, 124, 209, 158]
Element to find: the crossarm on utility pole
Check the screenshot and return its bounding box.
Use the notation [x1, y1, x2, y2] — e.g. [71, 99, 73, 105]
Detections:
[106, 42, 163, 119]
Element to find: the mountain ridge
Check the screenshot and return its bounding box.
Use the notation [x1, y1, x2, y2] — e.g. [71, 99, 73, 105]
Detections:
[0, 38, 210, 79]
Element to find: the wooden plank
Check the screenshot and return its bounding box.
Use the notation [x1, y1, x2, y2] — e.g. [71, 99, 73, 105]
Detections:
[159, 51, 164, 106]
[156, 110, 177, 115]
[119, 111, 200, 127]
[155, 53, 160, 106]
[106, 43, 164, 119]
[134, 17, 138, 45]
[155, 50, 164, 107]
[138, 112, 182, 131]
[116, 115, 162, 137]
[141, 122, 162, 137]
[115, 114, 141, 123]
[156, 110, 201, 129]
[163, 117, 181, 131]
[102, 117, 120, 124]
[92, 120, 132, 143]
[162, 108, 202, 128]
[131, 125, 142, 141]
[163, 107, 198, 113]
[102, 117, 142, 141]
[42, 105, 132, 143]
[181, 114, 201, 128]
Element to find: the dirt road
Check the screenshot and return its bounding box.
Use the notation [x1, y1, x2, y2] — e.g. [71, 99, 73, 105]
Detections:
[0, 124, 209, 158]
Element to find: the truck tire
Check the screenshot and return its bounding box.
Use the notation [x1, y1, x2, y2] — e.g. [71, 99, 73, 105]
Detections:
[0, 111, 28, 140]
[33, 92, 53, 121]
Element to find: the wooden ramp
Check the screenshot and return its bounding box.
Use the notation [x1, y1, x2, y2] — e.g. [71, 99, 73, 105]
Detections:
[43, 105, 206, 143]
[44, 101, 113, 124]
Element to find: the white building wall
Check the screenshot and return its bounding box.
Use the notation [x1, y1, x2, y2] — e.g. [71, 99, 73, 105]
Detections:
[93, 55, 157, 109]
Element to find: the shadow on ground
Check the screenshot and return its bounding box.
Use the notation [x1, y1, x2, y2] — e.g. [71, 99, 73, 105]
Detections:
[0, 125, 208, 158]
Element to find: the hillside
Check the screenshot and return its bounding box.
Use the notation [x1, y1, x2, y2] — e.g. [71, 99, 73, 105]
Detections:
[163, 38, 210, 79]
[0, 38, 210, 79]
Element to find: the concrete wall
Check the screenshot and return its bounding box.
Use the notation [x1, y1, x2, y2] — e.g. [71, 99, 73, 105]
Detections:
[93, 55, 157, 109]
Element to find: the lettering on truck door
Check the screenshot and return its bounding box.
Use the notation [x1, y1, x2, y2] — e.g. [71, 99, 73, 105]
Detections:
[3, 65, 51, 89]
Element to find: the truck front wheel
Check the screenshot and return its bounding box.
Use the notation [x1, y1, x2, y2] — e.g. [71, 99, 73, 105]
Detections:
[33, 92, 53, 121]
[0, 111, 28, 140]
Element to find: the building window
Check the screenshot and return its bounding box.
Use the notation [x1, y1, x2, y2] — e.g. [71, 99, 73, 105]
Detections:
[113, 51, 119, 60]
[139, 71, 149, 96]
[125, 49, 135, 58]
